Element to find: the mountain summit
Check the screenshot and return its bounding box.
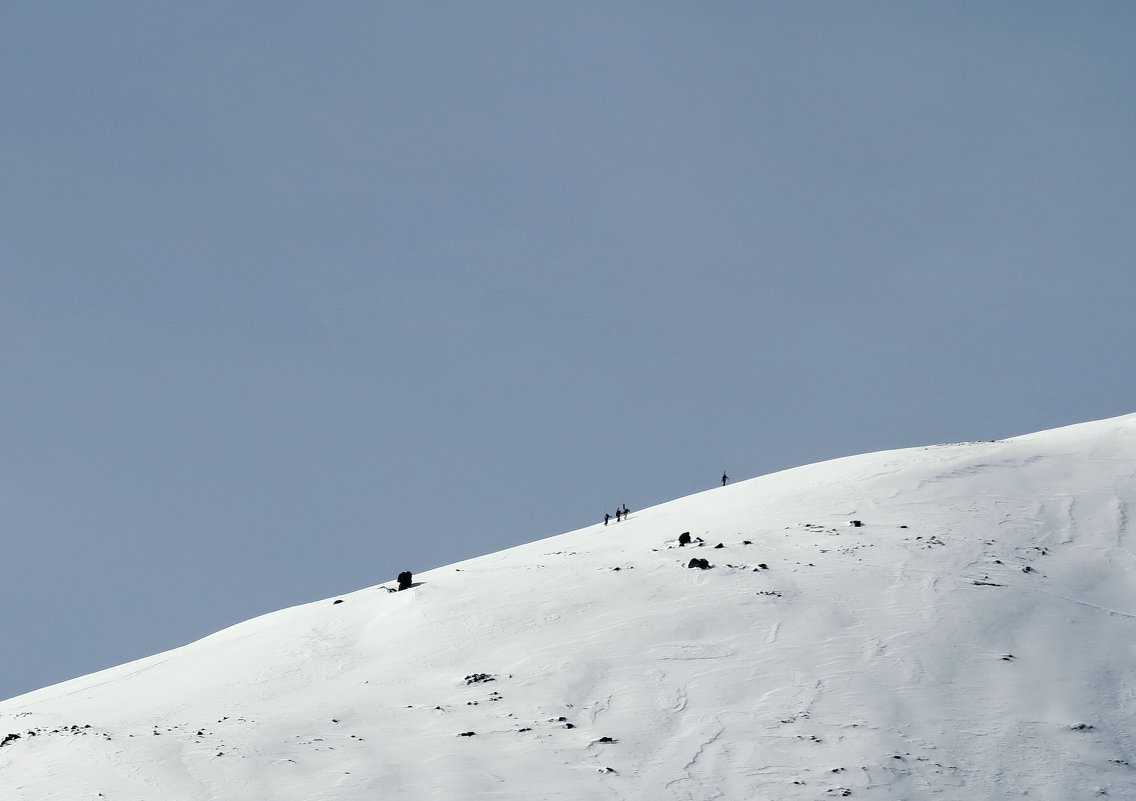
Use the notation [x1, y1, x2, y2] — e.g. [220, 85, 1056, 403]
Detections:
[4, 414, 1136, 800]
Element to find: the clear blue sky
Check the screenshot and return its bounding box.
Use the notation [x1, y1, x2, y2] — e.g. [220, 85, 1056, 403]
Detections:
[3, 1, 1134, 701]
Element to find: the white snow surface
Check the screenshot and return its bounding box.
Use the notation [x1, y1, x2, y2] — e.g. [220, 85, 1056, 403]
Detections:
[3, 414, 1136, 800]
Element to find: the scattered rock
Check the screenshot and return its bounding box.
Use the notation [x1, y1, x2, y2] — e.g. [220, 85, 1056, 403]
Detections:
[464, 673, 496, 685]
[687, 558, 711, 570]
[333, 599, 344, 605]
[458, 731, 476, 737]
[678, 532, 692, 546]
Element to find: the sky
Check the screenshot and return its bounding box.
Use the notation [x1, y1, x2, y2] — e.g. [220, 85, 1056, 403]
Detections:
[2, 1, 1135, 701]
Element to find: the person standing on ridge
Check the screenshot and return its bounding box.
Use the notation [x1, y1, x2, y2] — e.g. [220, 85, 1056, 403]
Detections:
[604, 512, 610, 526]
[721, 472, 729, 486]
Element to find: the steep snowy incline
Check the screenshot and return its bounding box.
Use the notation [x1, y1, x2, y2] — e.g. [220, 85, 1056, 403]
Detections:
[2, 414, 1136, 800]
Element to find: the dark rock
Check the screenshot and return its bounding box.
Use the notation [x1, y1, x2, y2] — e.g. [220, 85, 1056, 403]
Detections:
[678, 532, 692, 546]
[333, 599, 343, 605]
[458, 731, 476, 737]
[714, 543, 725, 549]
[687, 558, 711, 570]
[397, 571, 413, 591]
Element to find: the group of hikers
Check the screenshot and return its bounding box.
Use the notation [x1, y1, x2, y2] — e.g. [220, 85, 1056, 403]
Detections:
[604, 504, 631, 525]
[603, 472, 730, 526]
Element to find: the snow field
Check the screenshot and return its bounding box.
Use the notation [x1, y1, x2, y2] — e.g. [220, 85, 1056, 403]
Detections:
[3, 414, 1136, 799]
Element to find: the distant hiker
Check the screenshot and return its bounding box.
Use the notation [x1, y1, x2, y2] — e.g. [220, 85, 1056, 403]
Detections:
[615, 508, 622, 523]
[397, 571, 413, 591]
[604, 512, 610, 526]
[721, 472, 729, 486]
[622, 504, 630, 518]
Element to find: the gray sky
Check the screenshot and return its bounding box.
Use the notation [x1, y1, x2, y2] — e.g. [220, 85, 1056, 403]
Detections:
[3, 1, 1134, 701]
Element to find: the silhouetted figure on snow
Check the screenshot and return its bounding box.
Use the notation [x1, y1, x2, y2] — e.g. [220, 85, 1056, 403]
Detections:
[615, 508, 622, 523]
[621, 504, 630, 519]
[604, 512, 610, 526]
[397, 571, 413, 591]
[721, 472, 729, 486]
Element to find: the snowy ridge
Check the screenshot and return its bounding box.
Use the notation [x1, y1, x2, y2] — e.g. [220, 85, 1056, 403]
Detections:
[3, 414, 1136, 800]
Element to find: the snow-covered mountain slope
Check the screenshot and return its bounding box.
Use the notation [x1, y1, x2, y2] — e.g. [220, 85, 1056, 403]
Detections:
[3, 415, 1136, 800]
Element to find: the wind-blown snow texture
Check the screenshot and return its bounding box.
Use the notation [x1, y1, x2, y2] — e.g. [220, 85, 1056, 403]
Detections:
[3, 415, 1136, 800]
